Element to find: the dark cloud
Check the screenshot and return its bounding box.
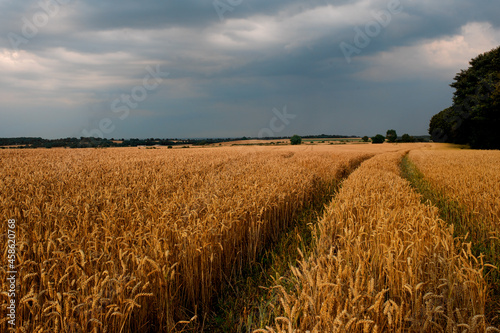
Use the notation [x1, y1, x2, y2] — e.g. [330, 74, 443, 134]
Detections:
[0, 0, 499, 139]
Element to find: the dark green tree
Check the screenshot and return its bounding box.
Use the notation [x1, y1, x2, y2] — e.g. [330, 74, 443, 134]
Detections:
[429, 46, 500, 149]
[401, 134, 415, 142]
[362, 136, 369, 142]
[371, 134, 385, 144]
[429, 107, 453, 142]
[386, 129, 397, 143]
[290, 135, 302, 145]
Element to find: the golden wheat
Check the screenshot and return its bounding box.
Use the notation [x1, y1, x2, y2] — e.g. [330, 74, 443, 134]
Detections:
[0, 146, 374, 332]
[408, 148, 500, 234]
[261, 150, 494, 332]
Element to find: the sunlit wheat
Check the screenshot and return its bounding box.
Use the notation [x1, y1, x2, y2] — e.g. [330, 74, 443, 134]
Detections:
[0, 146, 372, 332]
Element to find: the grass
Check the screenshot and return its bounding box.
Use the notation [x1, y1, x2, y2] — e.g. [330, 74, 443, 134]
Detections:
[400, 154, 500, 326]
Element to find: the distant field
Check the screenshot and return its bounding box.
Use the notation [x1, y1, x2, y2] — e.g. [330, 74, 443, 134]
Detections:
[302, 137, 362, 142]
[0, 143, 498, 332]
[223, 137, 363, 146]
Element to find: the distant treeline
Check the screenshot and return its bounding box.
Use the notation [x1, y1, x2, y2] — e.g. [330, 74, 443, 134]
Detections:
[0, 137, 231, 148]
[301, 134, 358, 139]
[0, 135, 343, 149]
[0, 134, 365, 149]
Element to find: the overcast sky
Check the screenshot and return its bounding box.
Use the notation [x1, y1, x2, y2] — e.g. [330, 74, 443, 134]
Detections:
[1, 0, 499, 139]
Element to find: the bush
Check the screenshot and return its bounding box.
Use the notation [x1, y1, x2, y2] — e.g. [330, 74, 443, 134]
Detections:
[290, 135, 302, 145]
[371, 134, 385, 144]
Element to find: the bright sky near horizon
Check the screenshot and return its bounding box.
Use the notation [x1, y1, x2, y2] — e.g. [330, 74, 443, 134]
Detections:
[1, 0, 499, 139]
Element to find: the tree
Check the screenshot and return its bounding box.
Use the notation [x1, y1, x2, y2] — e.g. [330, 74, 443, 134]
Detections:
[386, 129, 397, 143]
[290, 135, 302, 145]
[429, 46, 500, 149]
[429, 107, 453, 142]
[371, 134, 385, 144]
[401, 133, 415, 142]
[362, 136, 369, 142]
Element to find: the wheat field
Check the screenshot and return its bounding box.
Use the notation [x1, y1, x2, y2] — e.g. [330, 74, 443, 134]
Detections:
[1, 143, 498, 332]
[408, 149, 500, 235]
[259, 150, 498, 332]
[407, 148, 500, 325]
[0, 146, 372, 332]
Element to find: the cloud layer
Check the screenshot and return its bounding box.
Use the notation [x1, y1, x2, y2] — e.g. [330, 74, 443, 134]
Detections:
[1, 0, 499, 138]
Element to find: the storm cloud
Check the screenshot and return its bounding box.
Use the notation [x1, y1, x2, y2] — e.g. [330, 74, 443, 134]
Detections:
[1, 0, 499, 139]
